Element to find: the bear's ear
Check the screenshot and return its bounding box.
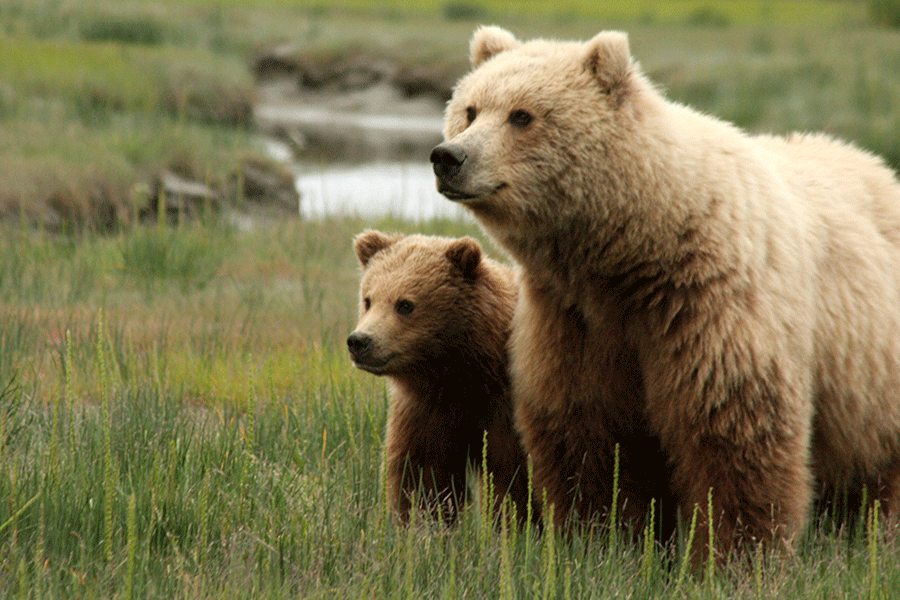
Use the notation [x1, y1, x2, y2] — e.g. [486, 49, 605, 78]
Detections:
[446, 237, 482, 279]
[470, 25, 519, 68]
[583, 31, 633, 95]
[354, 230, 400, 267]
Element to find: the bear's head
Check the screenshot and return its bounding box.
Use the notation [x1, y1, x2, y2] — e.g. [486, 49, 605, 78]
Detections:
[347, 230, 486, 377]
[430, 26, 646, 234]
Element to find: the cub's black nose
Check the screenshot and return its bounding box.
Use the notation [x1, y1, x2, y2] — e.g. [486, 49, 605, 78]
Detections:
[346, 332, 373, 358]
[430, 144, 467, 181]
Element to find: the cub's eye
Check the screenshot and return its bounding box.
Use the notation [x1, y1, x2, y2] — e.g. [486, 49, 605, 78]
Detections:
[509, 109, 533, 129]
[465, 106, 477, 124]
[363, 297, 371, 311]
[395, 299, 415, 316]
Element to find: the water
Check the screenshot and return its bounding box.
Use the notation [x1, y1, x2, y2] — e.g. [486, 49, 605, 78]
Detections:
[255, 103, 445, 138]
[295, 162, 469, 222]
[258, 93, 468, 222]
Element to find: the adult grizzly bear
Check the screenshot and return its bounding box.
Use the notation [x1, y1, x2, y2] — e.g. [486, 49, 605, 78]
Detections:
[430, 26, 900, 557]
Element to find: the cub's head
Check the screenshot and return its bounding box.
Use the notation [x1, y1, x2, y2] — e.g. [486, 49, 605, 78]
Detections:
[347, 230, 486, 376]
[430, 26, 640, 222]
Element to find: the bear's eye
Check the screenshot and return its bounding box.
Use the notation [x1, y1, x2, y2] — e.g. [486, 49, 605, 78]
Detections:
[363, 297, 371, 311]
[395, 299, 415, 316]
[465, 106, 477, 124]
[509, 109, 534, 129]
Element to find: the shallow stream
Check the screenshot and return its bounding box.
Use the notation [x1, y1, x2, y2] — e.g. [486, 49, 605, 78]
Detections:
[256, 90, 469, 222]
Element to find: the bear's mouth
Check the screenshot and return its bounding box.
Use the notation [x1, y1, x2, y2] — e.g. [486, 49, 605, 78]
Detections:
[437, 182, 506, 203]
[437, 182, 478, 202]
[352, 353, 398, 375]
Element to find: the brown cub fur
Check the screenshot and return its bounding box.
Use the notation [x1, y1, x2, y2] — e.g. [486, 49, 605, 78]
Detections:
[348, 230, 532, 524]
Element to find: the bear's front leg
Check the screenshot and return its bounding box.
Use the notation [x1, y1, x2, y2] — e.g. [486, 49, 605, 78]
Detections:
[384, 405, 470, 524]
[510, 285, 668, 532]
[483, 416, 539, 524]
[645, 353, 814, 562]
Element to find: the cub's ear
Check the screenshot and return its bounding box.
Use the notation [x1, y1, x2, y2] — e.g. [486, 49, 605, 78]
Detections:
[583, 31, 633, 95]
[470, 25, 519, 68]
[354, 230, 400, 267]
[446, 237, 483, 279]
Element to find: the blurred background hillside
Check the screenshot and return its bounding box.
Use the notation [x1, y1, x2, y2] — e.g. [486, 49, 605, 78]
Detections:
[2, 0, 900, 230]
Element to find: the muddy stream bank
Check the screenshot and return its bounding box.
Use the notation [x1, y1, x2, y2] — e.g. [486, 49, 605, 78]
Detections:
[252, 48, 469, 222]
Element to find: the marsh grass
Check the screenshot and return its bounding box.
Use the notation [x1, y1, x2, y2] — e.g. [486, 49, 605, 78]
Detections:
[137, 0, 867, 28]
[3, 0, 900, 230]
[647, 28, 900, 171]
[120, 224, 231, 290]
[0, 18, 254, 230]
[3, 0, 900, 596]
[0, 217, 898, 598]
[79, 14, 168, 46]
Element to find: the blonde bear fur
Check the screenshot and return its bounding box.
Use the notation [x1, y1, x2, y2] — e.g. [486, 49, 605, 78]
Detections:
[348, 230, 532, 524]
[430, 27, 900, 557]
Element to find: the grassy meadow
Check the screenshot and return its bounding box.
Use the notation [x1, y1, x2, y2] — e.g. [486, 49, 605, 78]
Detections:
[4, 0, 900, 597]
[4, 217, 900, 599]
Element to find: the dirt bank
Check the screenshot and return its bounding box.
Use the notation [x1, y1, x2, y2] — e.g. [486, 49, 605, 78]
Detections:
[253, 43, 465, 104]
[252, 44, 456, 164]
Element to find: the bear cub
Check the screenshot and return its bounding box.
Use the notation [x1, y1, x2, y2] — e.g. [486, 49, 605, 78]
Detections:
[348, 230, 532, 524]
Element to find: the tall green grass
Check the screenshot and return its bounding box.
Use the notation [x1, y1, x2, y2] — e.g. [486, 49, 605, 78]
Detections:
[1, 218, 899, 598]
[3, 2, 900, 594]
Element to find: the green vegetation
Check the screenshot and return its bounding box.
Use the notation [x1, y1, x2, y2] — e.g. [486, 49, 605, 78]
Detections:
[2, 218, 900, 598]
[114, 0, 869, 27]
[871, 0, 900, 27]
[0, 3, 255, 231]
[2, 0, 900, 597]
[2, 0, 900, 230]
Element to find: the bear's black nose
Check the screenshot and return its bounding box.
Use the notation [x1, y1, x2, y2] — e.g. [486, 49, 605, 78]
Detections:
[346, 332, 373, 358]
[430, 144, 467, 181]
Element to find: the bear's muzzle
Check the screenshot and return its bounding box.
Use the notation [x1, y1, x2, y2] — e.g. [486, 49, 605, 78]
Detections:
[430, 143, 472, 200]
